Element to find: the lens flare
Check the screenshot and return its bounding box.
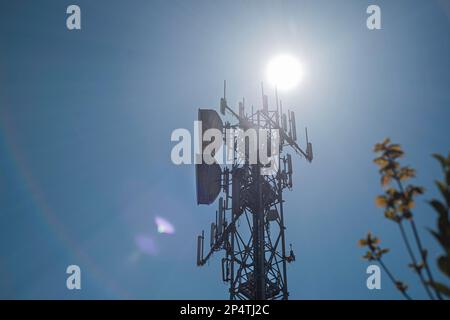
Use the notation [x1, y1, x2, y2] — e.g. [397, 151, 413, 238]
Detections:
[134, 234, 158, 255]
[155, 216, 175, 234]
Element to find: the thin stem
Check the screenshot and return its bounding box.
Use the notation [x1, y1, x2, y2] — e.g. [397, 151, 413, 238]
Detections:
[392, 172, 441, 300]
[377, 258, 412, 300]
[410, 219, 443, 300]
[398, 222, 434, 299]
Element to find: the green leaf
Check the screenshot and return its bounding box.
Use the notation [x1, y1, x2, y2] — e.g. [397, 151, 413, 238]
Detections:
[435, 180, 450, 208]
[437, 255, 450, 278]
[429, 199, 448, 217]
[428, 281, 450, 297]
[433, 153, 448, 170]
[428, 228, 447, 251]
[437, 218, 450, 243]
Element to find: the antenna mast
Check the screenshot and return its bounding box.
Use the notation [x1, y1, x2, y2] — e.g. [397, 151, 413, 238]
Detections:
[196, 82, 313, 300]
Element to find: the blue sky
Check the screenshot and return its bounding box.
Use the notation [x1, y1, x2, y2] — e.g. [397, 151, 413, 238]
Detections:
[0, 0, 449, 299]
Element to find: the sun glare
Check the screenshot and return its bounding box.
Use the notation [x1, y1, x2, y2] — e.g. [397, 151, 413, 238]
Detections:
[267, 54, 303, 91]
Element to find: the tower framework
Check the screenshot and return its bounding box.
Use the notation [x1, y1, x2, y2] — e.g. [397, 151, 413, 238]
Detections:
[196, 83, 312, 300]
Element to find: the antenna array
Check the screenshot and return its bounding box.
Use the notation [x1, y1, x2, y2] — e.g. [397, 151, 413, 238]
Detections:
[196, 81, 313, 300]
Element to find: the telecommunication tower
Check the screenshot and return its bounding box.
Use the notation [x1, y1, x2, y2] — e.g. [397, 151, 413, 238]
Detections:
[196, 81, 313, 300]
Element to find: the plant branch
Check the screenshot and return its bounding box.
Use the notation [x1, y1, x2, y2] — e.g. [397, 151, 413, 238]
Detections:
[394, 173, 441, 300]
[398, 222, 434, 299]
[377, 257, 412, 300]
[410, 219, 443, 300]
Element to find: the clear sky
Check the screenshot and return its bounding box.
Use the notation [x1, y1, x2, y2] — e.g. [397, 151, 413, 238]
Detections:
[0, 0, 449, 299]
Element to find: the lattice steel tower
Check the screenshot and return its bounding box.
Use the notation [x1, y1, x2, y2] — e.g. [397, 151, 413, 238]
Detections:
[196, 82, 313, 300]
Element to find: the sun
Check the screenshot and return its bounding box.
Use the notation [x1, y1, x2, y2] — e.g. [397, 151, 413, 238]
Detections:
[266, 54, 303, 91]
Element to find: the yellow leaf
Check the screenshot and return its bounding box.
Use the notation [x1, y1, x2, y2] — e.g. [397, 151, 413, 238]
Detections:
[375, 196, 387, 207]
[373, 157, 389, 168]
[384, 210, 396, 220]
[374, 138, 390, 152]
[381, 175, 391, 186]
[388, 144, 403, 152]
